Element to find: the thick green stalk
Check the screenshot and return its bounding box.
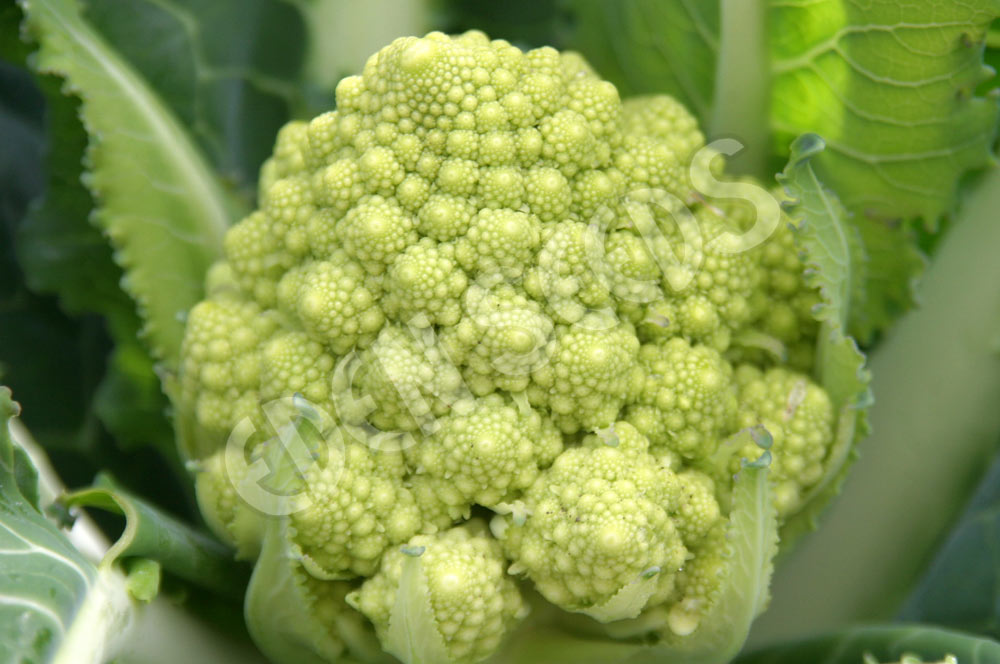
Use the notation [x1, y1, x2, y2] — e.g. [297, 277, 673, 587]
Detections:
[748, 166, 1000, 645]
[710, 0, 770, 178]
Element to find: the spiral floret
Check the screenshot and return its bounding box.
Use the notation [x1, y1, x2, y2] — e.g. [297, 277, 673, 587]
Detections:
[349, 524, 527, 664]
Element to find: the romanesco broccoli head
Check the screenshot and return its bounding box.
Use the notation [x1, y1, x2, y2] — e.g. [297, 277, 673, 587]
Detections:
[176, 30, 847, 664]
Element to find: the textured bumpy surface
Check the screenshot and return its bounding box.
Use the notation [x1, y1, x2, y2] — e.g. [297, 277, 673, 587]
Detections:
[177, 31, 835, 663]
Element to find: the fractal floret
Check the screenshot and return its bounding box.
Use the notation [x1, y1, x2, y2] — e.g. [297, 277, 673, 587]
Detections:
[176, 30, 849, 664]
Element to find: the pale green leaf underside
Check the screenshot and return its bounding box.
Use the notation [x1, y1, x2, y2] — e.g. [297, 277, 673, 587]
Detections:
[386, 551, 452, 664]
[770, 0, 1000, 223]
[245, 519, 354, 664]
[776, 134, 872, 544]
[19, 0, 237, 368]
[633, 461, 777, 664]
[579, 570, 662, 623]
[0, 387, 98, 663]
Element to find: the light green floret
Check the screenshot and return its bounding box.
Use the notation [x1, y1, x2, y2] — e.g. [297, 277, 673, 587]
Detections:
[291, 430, 423, 579]
[625, 337, 737, 459]
[455, 208, 541, 279]
[658, 525, 729, 637]
[540, 109, 601, 173]
[417, 193, 477, 242]
[348, 325, 465, 434]
[301, 575, 387, 664]
[337, 195, 418, 273]
[478, 166, 525, 208]
[260, 331, 335, 406]
[525, 220, 613, 324]
[605, 229, 665, 304]
[384, 238, 468, 327]
[731, 366, 835, 517]
[498, 422, 689, 616]
[436, 158, 479, 196]
[192, 450, 264, 559]
[571, 167, 623, 219]
[615, 133, 689, 201]
[659, 209, 763, 351]
[262, 176, 316, 257]
[358, 145, 407, 194]
[673, 470, 723, 545]
[524, 166, 572, 221]
[745, 220, 821, 371]
[258, 120, 310, 193]
[621, 95, 705, 162]
[441, 283, 555, 395]
[312, 158, 363, 218]
[277, 252, 385, 354]
[223, 210, 292, 307]
[528, 319, 642, 433]
[564, 75, 621, 142]
[411, 394, 563, 509]
[348, 524, 527, 664]
[179, 295, 272, 438]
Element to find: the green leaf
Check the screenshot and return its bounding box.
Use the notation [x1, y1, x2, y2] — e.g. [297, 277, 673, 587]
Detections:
[751, 164, 1000, 646]
[3, 4, 178, 467]
[639, 459, 777, 664]
[0, 386, 97, 663]
[78, 0, 319, 203]
[0, 13, 114, 459]
[8, 0, 324, 459]
[384, 548, 452, 664]
[773, 134, 872, 544]
[579, 568, 663, 623]
[898, 448, 1000, 638]
[849, 216, 926, 345]
[13, 67, 136, 331]
[18, 0, 240, 369]
[736, 625, 1000, 664]
[62, 472, 249, 599]
[769, 0, 1000, 224]
[564, 0, 720, 126]
[93, 338, 176, 457]
[0, 388, 271, 664]
[245, 519, 364, 664]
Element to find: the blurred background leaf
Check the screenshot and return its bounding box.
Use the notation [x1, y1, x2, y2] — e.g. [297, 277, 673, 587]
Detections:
[898, 448, 1000, 639]
[563, 0, 719, 128]
[736, 625, 1000, 664]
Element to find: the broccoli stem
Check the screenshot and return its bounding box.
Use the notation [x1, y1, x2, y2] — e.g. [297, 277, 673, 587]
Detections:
[748, 166, 1000, 646]
[710, 0, 770, 178]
